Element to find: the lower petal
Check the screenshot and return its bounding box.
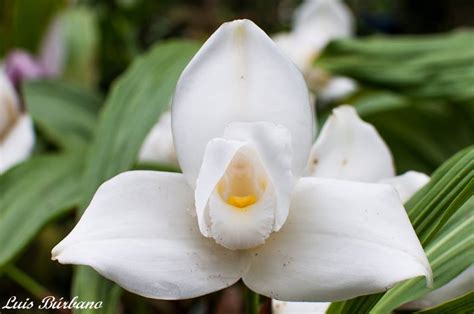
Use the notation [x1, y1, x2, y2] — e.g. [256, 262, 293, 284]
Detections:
[52, 171, 244, 299]
[243, 177, 432, 301]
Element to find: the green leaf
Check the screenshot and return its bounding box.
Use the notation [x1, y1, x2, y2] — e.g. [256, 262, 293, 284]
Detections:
[71, 40, 201, 314]
[352, 93, 474, 174]
[370, 198, 474, 313]
[317, 30, 474, 105]
[0, 154, 83, 268]
[327, 147, 474, 314]
[415, 291, 474, 314]
[0, 0, 64, 55]
[23, 80, 101, 152]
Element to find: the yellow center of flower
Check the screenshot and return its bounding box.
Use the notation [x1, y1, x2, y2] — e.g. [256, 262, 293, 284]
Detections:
[227, 195, 257, 208]
[218, 151, 267, 210]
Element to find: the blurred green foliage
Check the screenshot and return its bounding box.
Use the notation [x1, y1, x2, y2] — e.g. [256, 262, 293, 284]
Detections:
[316, 31, 474, 174]
[1, 1, 474, 314]
[0, 0, 65, 55]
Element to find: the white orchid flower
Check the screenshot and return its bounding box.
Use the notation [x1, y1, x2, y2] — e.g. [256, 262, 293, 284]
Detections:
[272, 105, 431, 311]
[0, 69, 35, 174]
[52, 20, 431, 302]
[139, 110, 179, 167]
[273, 0, 357, 100]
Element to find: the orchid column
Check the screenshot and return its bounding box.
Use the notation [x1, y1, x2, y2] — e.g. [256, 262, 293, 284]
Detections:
[53, 20, 431, 302]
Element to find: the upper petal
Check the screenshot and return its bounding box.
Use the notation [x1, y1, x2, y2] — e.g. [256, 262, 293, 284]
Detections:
[52, 171, 244, 299]
[380, 171, 430, 203]
[308, 105, 395, 182]
[0, 115, 35, 174]
[243, 177, 432, 301]
[272, 32, 318, 71]
[172, 19, 313, 187]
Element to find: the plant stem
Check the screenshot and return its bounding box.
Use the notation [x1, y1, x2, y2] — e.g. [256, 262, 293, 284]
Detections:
[4, 264, 50, 300]
[246, 288, 260, 314]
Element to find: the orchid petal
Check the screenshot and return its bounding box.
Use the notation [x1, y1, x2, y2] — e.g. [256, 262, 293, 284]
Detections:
[4, 50, 45, 85]
[308, 105, 395, 182]
[380, 171, 430, 203]
[243, 177, 432, 301]
[39, 16, 65, 77]
[208, 185, 276, 250]
[272, 33, 317, 71]
[138, 111, 178, 166]
[172, 19, 313, 188]
[293, 0, 354, 41]
[194, 138, 247, 236]
[0, 115, 35, 174]
[52, 171, 244, 299]
[318, 76, 357, 103]
[0, 69, 20, 133]
[223, 122, 294, 230]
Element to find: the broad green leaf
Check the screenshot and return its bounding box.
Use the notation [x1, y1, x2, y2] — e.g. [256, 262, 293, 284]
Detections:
[72, 40, 201, 314]
[0, 154, 83, 268]
[407, 147, 473, 244]
[370, 197, 474, 313]
[351, 93, 473, 174]
[317, 30, 474, 105]
[416, 291, 474, 314]
[23, 80, 101, 152]
[327, 147, 474, 314]
[316, 31, 474, 174]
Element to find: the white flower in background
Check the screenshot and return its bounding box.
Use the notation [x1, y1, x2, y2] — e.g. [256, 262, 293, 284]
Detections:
[272, 105, 431, 312]
[307, 106, 430, 202]
[0, 15, 63, 174]
[274, 0, 357, 101]
[52, 20, 431, 301]
[0, 70, 35, 174]
[138, 110, 179, 167]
